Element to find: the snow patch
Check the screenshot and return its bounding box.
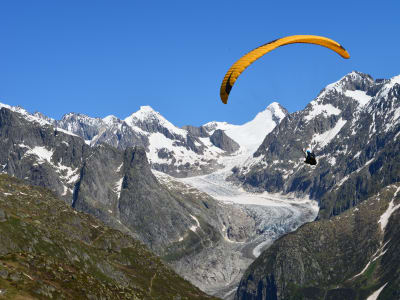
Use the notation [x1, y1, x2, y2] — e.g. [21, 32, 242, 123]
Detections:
[114, 177, 124, 199]
[189, 214, 200, 232]
[305, 103, 341, 121]
[204, 102, 286, 154]
[366, 283, 388, 300]
[378, 187, 400, 231]
[311, 118, 347, 148]
[378, 74, 400, 98]
[116, 163, 123, 172]
[345, 90, 372, 106]
[125, 106, 187, 138]
[24, 146, 54, 164]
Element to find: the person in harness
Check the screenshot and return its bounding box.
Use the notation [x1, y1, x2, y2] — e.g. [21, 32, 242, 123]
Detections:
[304, 149, 317, 165]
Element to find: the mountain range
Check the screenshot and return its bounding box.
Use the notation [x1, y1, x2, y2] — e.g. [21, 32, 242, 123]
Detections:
[0, 70, 399, 299]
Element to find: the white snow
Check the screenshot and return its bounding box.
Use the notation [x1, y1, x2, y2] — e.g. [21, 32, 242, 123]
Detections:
[23, 146, 80, 187]
[102, 115, 119, 125]
[224, 104, 282, 153]
[18, 143, 30, 149]
[116, 163, 123, 172]
[204, 102, 286, 154]
[345, 90, 372, 106]
[147, 131, 222, 167]
[114, 177, 124, 199]
[304, 103, 341, 121]
[328, 156, 336, 165]
[378, 187, 400, 231]
[367, 283, 388, 300]
[24, 146, 54, 164]
[125, 106, 187, 137]
[395, 131, 400, 140]
[61, 185, 69, 196]
[378, 74, 400, 98]
[56, 127, 79, 137]
[311, 118, 347, 149]
[353, 151, 362, 159]
[189, 214, 200, 232]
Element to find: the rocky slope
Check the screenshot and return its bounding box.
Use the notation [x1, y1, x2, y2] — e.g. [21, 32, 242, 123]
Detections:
[235, 184, 400, 300]
[0, 174, 219, 300]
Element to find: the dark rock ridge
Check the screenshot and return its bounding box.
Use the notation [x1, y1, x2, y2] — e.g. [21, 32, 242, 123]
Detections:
[232, 71, 400, 218]
[182, 125, 210, 138]
[0, 174, 219, 299]
[210, 129, 240, 154]
[235, 184, 400, 300]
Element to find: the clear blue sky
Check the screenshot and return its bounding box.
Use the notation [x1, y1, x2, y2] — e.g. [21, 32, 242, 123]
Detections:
[1, 0, 399, 126]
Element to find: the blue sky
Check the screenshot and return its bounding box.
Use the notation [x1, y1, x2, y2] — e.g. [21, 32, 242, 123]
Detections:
[1, 1, 399, 126]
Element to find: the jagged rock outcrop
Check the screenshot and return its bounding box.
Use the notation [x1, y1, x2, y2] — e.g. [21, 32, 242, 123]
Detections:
[210, 129, 240, 154]
[182, 125, 210, 138]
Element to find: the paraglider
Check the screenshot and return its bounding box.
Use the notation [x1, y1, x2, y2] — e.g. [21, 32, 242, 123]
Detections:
[304, 149, 317, 166]
[220, 35, 350, 104]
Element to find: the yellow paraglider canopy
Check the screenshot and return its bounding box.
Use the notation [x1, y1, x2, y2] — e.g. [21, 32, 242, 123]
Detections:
[220, 35, 350, 104]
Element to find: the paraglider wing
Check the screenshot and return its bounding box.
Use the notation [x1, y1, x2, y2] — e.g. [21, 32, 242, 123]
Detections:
[220, 35, 350, 104]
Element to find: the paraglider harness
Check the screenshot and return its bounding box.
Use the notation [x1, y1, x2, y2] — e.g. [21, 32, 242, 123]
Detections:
[304, 149, 317, 165]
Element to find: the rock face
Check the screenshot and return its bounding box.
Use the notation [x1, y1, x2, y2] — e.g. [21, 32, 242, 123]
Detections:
[0, 174, 219, 300]
[235, 184, 400, 300]
[232, 72, 400, 218]
[210, 129, 240, 154]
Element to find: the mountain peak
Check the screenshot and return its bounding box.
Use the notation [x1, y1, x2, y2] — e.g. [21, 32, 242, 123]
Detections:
[125, 105, 160, 122]
[265, 102, 288, 121]
[125, 106, 187, 137]
[102, 115, 119, 125]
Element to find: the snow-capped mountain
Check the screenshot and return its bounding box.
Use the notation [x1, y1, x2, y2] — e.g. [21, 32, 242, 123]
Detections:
[233, 71, 400, 218]
[1, 101, 288, 177]
[203, 102, 288, 154]
[2, 71, 399, 300]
